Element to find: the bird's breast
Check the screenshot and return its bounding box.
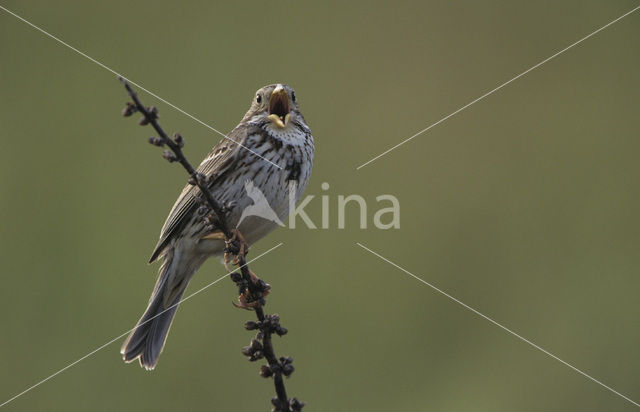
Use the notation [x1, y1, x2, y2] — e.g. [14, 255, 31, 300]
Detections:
[210, 128, 313, 245]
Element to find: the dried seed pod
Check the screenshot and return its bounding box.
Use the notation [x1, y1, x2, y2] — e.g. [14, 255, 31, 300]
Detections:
[259, 365, 273, 378]
[122, 102, 137, 117]
[147, 106, 158, 119]
[173, 132, 184, 147]
[244, 321, 259, 330]
[250, 339, 263, 352]
[162, 150, 177, 162]
[282, 363, 294, 376]
[289, 398, 305, 411]
[148, 136, 164, 147]
[241, 345, 253, 357]
[280, 356, 293, 365]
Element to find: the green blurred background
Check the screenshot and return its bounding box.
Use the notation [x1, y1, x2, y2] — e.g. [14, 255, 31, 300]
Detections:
[1, 1, 640, 411]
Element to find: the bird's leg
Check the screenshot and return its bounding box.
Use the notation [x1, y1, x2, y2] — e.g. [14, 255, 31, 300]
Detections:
[225, 229, 271, 310]
[232, 228, 248, 260]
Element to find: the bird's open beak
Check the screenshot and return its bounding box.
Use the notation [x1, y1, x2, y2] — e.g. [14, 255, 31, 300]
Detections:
[268, 86, 291, 128]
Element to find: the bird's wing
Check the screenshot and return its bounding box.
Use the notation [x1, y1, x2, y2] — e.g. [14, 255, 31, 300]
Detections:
[148, 125, 255, 263]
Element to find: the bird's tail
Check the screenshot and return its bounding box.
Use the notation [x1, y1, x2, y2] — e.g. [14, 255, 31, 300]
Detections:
[121, 247, 203, 370]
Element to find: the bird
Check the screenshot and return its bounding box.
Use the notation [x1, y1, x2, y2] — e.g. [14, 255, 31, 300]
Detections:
[236, 179, 285, 228]
[121, 84, 314, 370]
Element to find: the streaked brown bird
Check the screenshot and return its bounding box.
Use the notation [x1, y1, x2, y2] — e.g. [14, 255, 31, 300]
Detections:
[121, 84, 314, 369]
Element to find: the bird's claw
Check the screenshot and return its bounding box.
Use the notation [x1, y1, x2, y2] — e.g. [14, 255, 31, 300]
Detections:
[230, 269, 271, 310]
[225, 230, 270, 310]
[233, 292, 262, 310]
[224, 229, 249, 271]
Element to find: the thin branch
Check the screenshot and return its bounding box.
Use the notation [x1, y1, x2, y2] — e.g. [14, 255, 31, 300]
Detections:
[119, 77, 303, 411]
[120, 78, 232, 237]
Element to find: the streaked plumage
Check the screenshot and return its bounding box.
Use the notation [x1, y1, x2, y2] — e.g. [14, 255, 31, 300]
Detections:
[121, 84, 314, 369]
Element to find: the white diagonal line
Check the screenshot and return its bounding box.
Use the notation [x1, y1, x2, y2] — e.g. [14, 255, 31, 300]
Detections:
[0, 242, 284, 409]
[355, 242, 640, 408]
[0, 4, 283, 170]
[356, 5, 640, 170]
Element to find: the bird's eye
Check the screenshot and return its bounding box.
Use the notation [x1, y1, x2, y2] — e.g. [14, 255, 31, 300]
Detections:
[291, 91, 296, 102]
[256, 94, 262, 104]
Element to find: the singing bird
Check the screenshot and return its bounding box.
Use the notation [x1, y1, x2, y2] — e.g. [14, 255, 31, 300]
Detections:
[121, 84, 314, 370]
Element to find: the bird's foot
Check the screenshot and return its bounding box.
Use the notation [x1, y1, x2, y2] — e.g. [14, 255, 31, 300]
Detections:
[225, 230, 270, 309]
[230, 270, 271, 310]
[224, 229, 249, 272]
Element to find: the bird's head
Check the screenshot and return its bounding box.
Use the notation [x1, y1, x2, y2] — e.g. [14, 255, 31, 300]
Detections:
[242, 84, 306, 130]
